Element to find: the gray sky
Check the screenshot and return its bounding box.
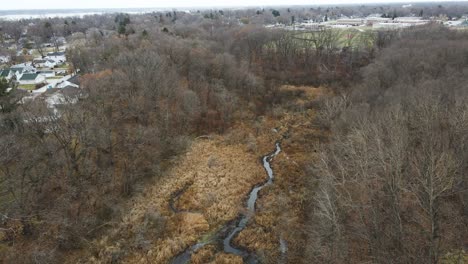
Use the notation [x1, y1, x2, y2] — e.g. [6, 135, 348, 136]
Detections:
[0, 0, 460, 10]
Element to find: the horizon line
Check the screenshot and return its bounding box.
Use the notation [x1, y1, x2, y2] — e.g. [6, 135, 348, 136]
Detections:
[0, 1, 466, 12]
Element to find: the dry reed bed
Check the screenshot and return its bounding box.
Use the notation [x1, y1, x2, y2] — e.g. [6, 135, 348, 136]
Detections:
[232, 86, 326, 263]
[85, 137, 265, 263]
[80, 85, 325, 263]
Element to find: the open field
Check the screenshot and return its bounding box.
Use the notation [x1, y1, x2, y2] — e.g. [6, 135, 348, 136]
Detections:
[291, 28, 376, 49]
[18, 84, 37, 90]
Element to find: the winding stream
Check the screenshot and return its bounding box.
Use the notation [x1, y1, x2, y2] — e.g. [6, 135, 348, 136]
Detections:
[223, 142, 281, 259]
[171, 142, 282, 264]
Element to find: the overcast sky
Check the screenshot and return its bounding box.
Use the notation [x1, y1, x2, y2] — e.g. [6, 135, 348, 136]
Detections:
[0, 0, 461, 10]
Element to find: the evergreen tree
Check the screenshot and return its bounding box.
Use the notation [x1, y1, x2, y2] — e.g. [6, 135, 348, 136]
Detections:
[0, 77, 8, 97]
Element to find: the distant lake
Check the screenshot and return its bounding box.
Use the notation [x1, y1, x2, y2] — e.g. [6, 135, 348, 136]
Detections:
[0, 12, 105, 20]
[0, 8, 167, 20]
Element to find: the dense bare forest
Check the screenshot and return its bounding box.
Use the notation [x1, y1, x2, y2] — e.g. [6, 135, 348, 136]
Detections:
[309, 26, 468, 263]
[0, 3, 468, 264]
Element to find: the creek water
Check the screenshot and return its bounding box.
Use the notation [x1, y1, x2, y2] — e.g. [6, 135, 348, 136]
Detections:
[171, 142, 282, 264]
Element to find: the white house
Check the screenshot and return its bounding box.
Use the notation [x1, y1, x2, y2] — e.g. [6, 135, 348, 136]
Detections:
[11, 62, 36, 73]
[38, 70, 56, 78]
[0, 62, 38, 82]
[0, 69, 14, 80]
[46, 52, 66, 63]
[365, 16, 391, 26]
[33, 58, 57, 68]
[0, 56, 11, 64]
[16, 50, 33, 56]
[19, 73, 46, 85]
[56, 80, 79, 89]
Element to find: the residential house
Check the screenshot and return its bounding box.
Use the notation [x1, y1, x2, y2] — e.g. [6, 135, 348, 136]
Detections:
[33, 58, 57, 68]
[0, 69, 14, 80]
[19, 73, 46, 85]
[0, 56, 11, 64]
[37, 70, 56, 78]
[12, 62, 36, 72]
[365, 16, 391, 26]
[66, 75, 80, 86]
[46, 52, 66, 63]
[54, 75, 80, 90]
[43, 87, 82, 114]
[9, 67, 26, 80]
[8, 63, 37, 80]
[56, 37, 67, 45]
[16, 49, 33, 56]
[393, 17, 429, 24]
[56, 80, 79, 89]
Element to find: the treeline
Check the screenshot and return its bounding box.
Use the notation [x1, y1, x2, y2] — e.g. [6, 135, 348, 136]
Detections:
[0, 15, 277, 263]
[308, 25, 468, 263]
[0, 8, 404, 263]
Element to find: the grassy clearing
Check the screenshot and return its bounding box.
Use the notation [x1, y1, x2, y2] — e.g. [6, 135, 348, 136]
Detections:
[293, 28, 376, 49]
[46, 76, 62, 80]
[18, 84, 37, 90]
